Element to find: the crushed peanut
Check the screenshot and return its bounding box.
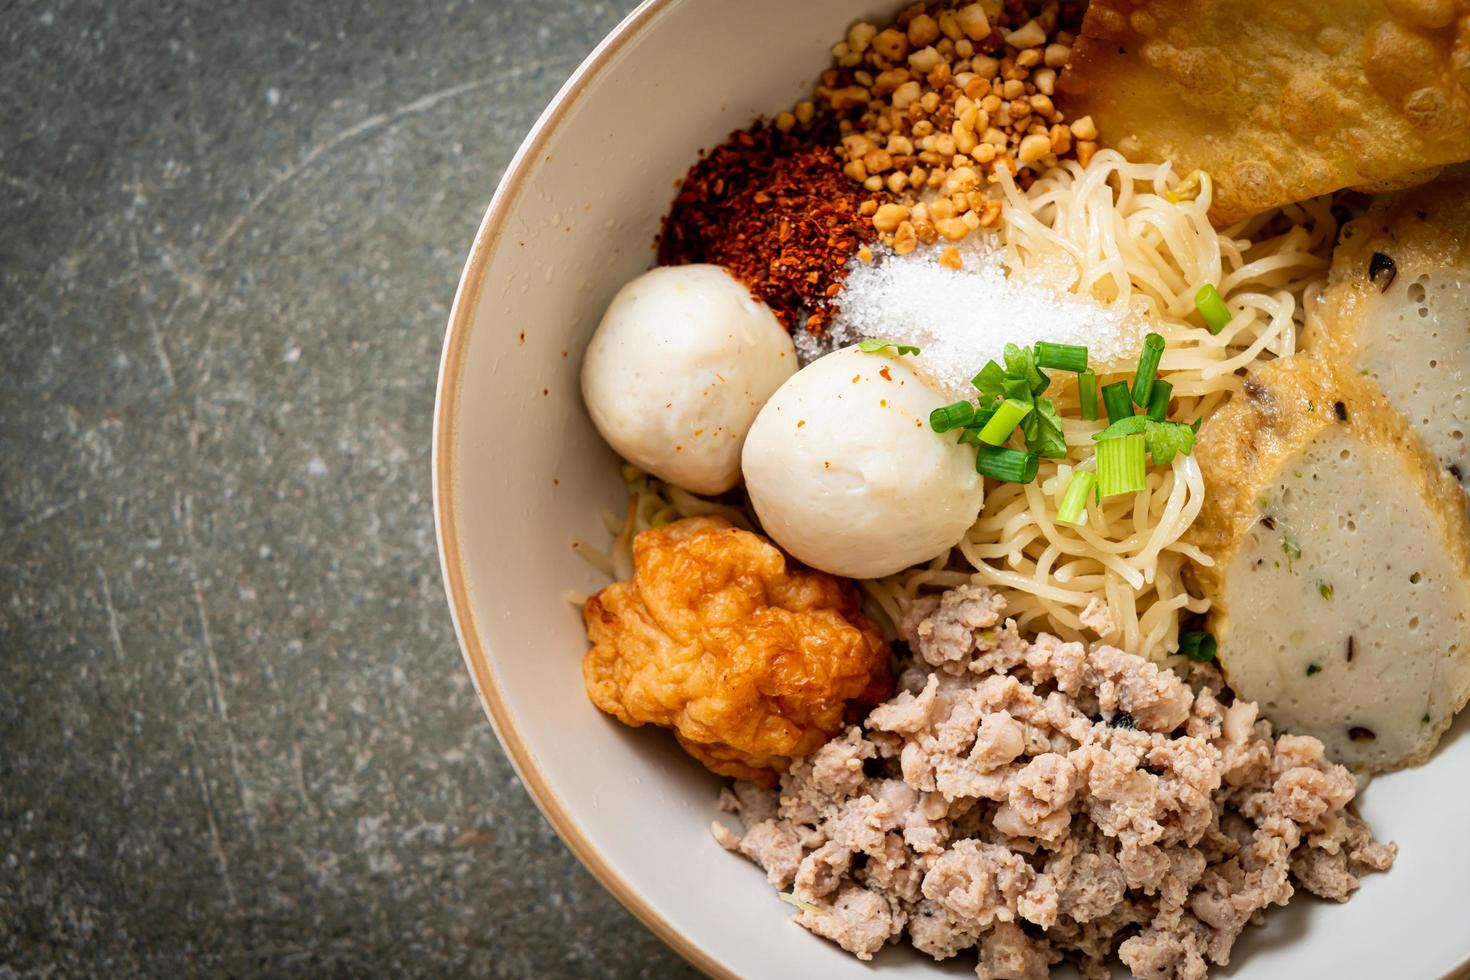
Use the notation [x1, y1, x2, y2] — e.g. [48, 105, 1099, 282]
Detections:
[789, 0, 1096, 250]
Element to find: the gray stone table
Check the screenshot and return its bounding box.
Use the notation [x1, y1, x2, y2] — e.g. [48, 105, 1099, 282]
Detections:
[0, 1, 699, 975]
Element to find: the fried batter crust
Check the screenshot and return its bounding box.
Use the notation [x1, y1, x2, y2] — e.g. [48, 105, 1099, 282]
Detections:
[583, 517, 891, 784]
[1058, 0, 1470, 223]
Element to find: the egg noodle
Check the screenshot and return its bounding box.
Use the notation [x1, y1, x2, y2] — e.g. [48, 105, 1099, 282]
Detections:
[569, 466, 755, 604]
[582, 150, 1340, 662]
[863, 150, 1338, 660]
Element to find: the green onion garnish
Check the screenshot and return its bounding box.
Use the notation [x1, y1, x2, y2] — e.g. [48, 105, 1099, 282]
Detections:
[1004, 343, 1049, 396]
[976, 445, 1039, 483]
[1056, 471, 1096, 526]
[1002, 377, 1032, 403]
[1078, 369, 1098, 421]
[1102, 381, 1133, 426]
[1179, 631, 1217, 662]
[1026, 397, 1068, 459]
[978, 398, 1032, 445]
[1146, 379, 1173, 422]
[1091, 415, 1196, 465]
[1034, 342, 1088, 373]
[858, 338, 920, 355]
[1096, 432, 1147, 497]
[957, 404, 1000, 444]
[930, 400, 976, 433]
[1194, 284, 1230, 335]
[972, 361, 1006, 397]
[1131, 333, 1165, 407]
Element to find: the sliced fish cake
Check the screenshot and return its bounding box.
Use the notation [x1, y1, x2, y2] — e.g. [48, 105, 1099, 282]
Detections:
[1303, 175, 1470, 499]
[1191, 357, 1470, 771]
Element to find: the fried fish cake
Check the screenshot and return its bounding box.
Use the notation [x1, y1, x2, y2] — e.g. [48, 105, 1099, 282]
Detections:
[583, 517, 891, 784]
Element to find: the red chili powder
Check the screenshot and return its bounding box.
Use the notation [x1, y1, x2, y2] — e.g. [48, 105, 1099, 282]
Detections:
[657, 124, 885, 333]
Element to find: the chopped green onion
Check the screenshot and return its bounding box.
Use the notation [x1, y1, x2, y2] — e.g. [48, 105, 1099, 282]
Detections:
[972, 360, 1006, 397]
[1131, 333, 1165, 407]
[1093, 415, 1150, 439]
[978, 398, 1033, 445]
[1025, 397, 1068, 459]
[1002, 377, 1032, 403]
[1078, 369, 1098, 421]
[1091, 415, 1195, 465]
[1096, 432, 1147, 497]
[1194, 284, 1230, 335]
[1317, 580, 1334, 601]
[976, 445, 1039, 484]
[930, 400, 976, 433]
[1034, 342, 1088, 373]
[1102, 381, 1133, 426]
[957, 404, 1000, 444]
[1179, 631, 1217, 662]
[858, 338, 920, 355]
[1146, 379, 1173, 422]
[1056, 471, 1096, 525]
[1147, 421, 1194, 464]
[1004, 343, 1049, 395]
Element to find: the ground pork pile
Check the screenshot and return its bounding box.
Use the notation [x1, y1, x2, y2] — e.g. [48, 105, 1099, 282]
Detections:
[711, 585, 1395, 979]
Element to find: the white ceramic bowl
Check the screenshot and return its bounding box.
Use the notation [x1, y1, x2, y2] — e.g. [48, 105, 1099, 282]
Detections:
[433, 2, 1470, 976]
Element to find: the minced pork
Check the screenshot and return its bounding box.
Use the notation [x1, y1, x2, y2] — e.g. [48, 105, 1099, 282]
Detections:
[712, 585, 1394, 979]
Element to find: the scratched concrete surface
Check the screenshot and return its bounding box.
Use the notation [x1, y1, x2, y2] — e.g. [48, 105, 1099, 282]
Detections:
[0, 1, 702, 976]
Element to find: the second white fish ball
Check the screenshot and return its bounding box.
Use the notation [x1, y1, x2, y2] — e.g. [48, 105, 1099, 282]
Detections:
[742, 345, 985, 578]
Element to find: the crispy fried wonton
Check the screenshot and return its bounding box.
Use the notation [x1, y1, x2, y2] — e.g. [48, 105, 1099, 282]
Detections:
[1058, 0, 1470, 223]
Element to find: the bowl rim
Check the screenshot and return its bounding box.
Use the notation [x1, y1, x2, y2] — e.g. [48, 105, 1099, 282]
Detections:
[431, 0, 731, 975]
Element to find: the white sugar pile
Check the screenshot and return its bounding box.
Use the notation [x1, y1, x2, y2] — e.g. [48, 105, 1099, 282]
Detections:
[826, 245, 1144, 399]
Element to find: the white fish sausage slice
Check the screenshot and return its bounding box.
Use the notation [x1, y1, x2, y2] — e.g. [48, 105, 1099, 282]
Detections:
[1303, 175, 1470, 500]
[1192, 357, 1470, 771]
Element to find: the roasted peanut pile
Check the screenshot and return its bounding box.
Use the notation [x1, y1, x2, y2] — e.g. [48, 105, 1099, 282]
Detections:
[779, 0, 1098, 254]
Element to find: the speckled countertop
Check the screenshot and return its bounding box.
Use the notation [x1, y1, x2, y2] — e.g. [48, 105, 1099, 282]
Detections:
[0, 1, 699, 975]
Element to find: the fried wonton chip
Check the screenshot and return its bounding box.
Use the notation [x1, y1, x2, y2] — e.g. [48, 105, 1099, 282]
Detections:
[1057, 0, 1470, 223]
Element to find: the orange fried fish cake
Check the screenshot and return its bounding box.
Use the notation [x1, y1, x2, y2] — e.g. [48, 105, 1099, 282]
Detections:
[583, 517, 891, 785]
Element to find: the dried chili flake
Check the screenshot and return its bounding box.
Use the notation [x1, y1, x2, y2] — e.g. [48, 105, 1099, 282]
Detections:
[657, 123, 886, 333]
